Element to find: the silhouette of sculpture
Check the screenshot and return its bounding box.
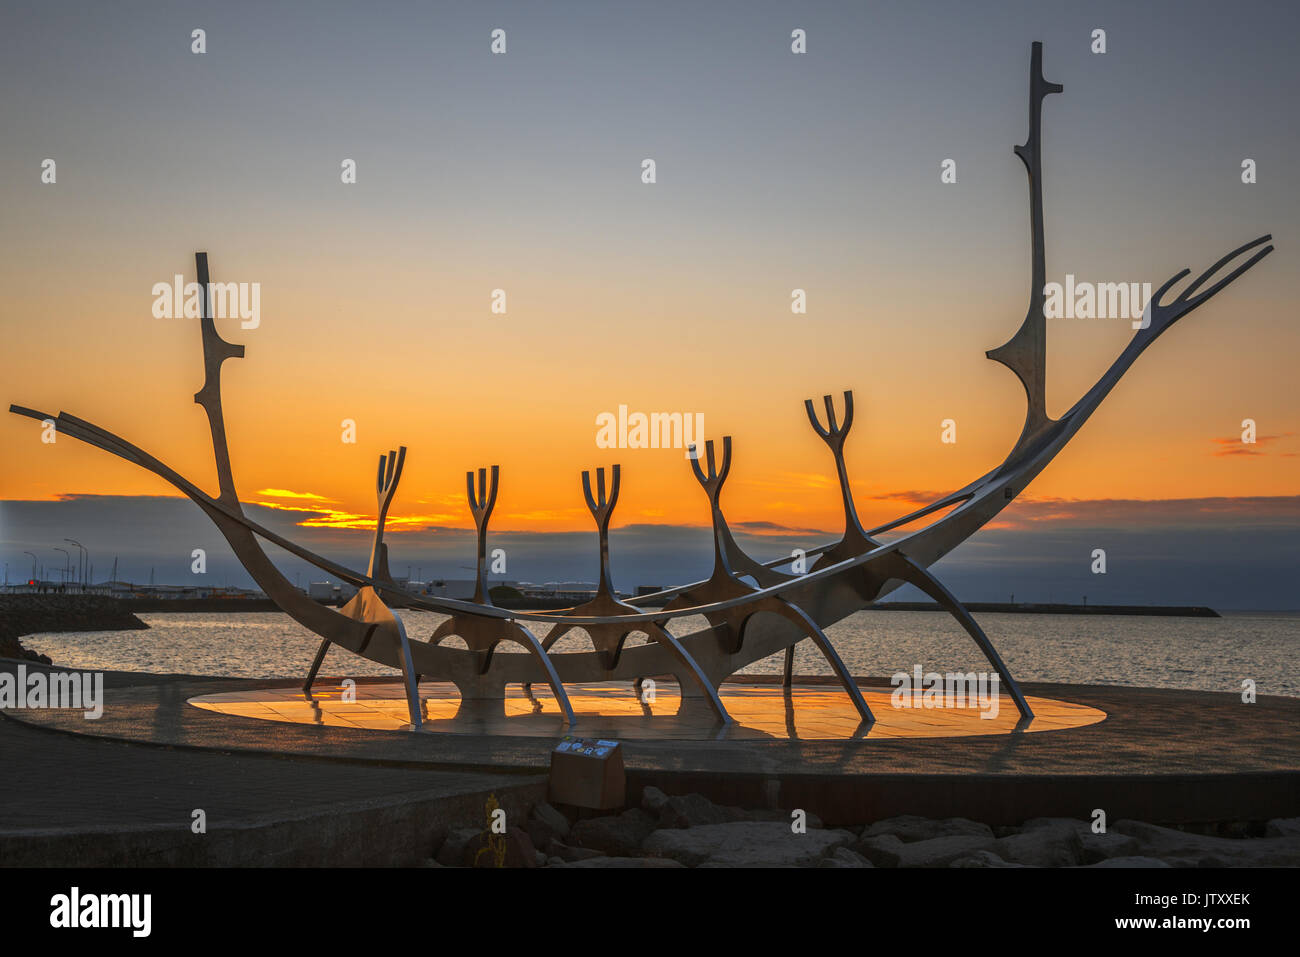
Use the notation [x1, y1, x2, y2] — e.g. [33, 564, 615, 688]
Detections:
[10, 43, 1272, 729]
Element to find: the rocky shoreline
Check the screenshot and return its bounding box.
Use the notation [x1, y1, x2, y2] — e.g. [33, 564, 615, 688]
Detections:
[428, 787, 1300, 868]
[0, 594, 147, 664]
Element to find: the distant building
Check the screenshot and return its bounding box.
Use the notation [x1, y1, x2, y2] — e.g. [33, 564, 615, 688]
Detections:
[514, 581, 610, 602]
[308, 581, 358, 604]
[420, 579, 522, 600]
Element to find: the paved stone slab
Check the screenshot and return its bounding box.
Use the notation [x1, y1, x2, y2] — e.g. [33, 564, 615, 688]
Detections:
[642, 821, 855, 866]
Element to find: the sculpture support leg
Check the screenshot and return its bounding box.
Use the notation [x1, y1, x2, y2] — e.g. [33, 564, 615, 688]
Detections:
[647, 623, 730, 723]
[893, 557, 1034, 721]
[391, 612, 423, 730]
[303, 637, 331, 694]
[782, 645, 794, 688]
[514, 623, 577, 726]
[767, 602, 873, 724]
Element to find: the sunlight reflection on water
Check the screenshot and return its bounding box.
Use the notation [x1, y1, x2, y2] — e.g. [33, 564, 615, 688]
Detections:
[25, 609, 1299, 697]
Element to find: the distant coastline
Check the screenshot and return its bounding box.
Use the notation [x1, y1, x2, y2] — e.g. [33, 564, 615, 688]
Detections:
[865, 601, 1220, 618]
[110, 597, 1222, 617]
[1, 593, 1222, 624]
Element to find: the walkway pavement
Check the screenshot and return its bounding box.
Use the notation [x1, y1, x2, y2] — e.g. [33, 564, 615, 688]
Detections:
[0, 662, 544, 865]
[3, 658, 1298, 859]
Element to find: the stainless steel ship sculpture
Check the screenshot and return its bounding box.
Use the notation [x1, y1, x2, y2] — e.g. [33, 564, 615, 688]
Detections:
[11, 43, 1273, 731]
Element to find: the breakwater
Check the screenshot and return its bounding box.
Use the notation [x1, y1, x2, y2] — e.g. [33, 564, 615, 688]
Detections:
[0, 594, 148, 663]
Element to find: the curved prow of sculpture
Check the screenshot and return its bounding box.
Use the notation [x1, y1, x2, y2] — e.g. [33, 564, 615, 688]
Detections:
[986, 41, 1062, 456]
[985, 45, 1274, 473]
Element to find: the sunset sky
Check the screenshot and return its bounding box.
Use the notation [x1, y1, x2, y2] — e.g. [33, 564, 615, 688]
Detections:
[1, 1, 1296, 605]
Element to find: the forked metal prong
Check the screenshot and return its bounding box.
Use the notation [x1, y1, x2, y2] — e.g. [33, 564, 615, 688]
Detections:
[688, 443, 707, 484]
[804, 398, 829, 439]
[688, 436, 733, 495]
[823, 394, 838, 432]
[805, 391, 854, 447]
[465, 465, 499, 524]
[1146, 234, 1275, 334]
[581, 465, 620, 524]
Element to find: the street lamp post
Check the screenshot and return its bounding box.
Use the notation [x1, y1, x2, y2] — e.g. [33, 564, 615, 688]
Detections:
[53, 547, 71, 589]
[24, 551, 37, 584]
[66, 539, 86, 591]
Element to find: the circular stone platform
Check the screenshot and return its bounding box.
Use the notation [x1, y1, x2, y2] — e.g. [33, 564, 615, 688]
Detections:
[6, 668, 1298, 826]
[188, 680, 1104, 740]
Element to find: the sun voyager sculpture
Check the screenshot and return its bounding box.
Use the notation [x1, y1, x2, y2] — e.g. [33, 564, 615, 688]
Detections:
[11, 43, 1273, 731]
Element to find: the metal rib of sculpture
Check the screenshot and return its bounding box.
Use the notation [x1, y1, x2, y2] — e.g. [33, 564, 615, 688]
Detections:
[531, 466, 732, 722]
[660, 435, 874, 723]
[428, 466, 576, 725]
[9, 42, 1274, 733]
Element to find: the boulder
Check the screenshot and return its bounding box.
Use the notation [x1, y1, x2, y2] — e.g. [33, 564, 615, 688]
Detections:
[657, 793, 730, 829]
[531, 801, 571, 840]
[526, 819, 554, 851]
[1086, 856, 1173, 868]
[1082, 832, 1140, 862]
[1115, 820, 1300, 867]
[991, 823, 1083, 867]
[949, 851, 1025, 868]
[643, 821, 855, 867]
[546, 840, 605, 862]
[856, 833, 996, 868]
[818, 847, 874, 868]
[553, 856, 687, 868]
[468, 826, 538, 868]
[1019, 817, 1138, 863]
[570, 808, 657, 856]
[696, 862, 798, 868]
[435, 827, 481, 867]
[863, 815, 994, 843]
[640, 786, 670, 813]
[852, 834, 906, 867]
[748, 808, 824, 829]
[1266, 818, 1300, 839]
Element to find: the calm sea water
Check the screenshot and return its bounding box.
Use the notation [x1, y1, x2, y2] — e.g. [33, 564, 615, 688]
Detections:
[25, 609, 1300, 698]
